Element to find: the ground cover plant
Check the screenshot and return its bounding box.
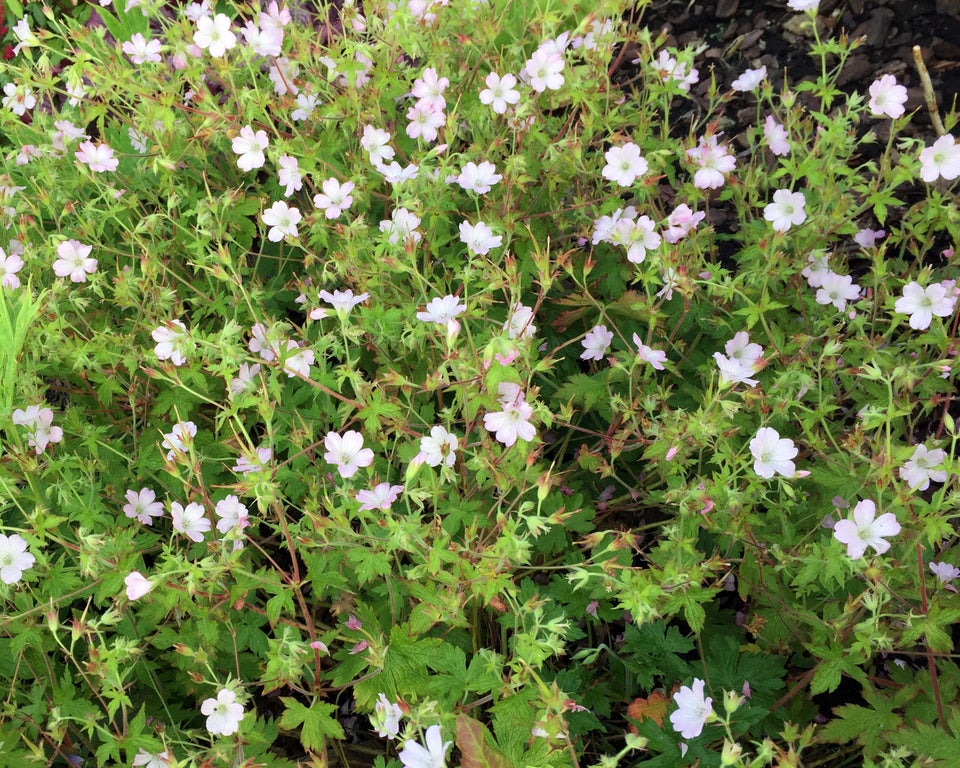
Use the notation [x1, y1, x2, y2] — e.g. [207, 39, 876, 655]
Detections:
[0, 0, 958, 765]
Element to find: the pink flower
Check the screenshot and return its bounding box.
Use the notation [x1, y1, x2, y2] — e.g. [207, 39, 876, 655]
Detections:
[763, 115, 790, 156]
[123, 488, 164, 525]
[122, 33, 163, 64]
[456, 161, 501, 194]
[459, 221, 502, 255]
[152, 319, 192, 366]
[833, 499, 900, 558]
[171, 501, 212, 542]
[483, 383, 536, 447]
[12, 405, 63, 454]
[411, 67, 449, 111]
[75, 141, 118, 172]
[314, 178, 355, 219]
[277, 155, 302, 196]
[581, 325, 613, 361]
[815, 272, 860, 311]
[324, 430, 375, 478]
[523, 48, 564, 92]
[53, 239, 97, 282]
[662, 204, 705, 243]
[669, 678, 713, 739]
[0, 248, 24, 289]
[356, 483, 404, 511]
[686, 134, 736, 189]
[405, 100, 445, 142]
[125, 571, 154, 600]
[868, 74, 907, 119]
[194, 13, 237, 57]
[895, 281, 956, 329]
[853, 228, 885, 248]
[602, 143, 648, 187]
[161, 420, 197, 461]
[632, 334, 666, 370]
[749, 427, 797, 479]
[215, 495, 250, 533]
[652, 50, 698, 92]
[731, 66, 766, 92]
[479, 72, 520, 114]
[280, 340, 314, 378]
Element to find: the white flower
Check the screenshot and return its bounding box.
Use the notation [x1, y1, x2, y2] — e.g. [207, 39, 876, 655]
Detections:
[261, 201, 301, 241]
[194, 13, 237, 58]
[459, 221, 502, 255]
[731, 66, 767, 92]
[417, 295, 466, 336]
[669, 678, 713, 739]
[662, 204, 705, 243]
[456, 161, 501, 194]
[241, 20, 283, 57]
[324, 430, 374, 478]
[815, 272, 860, 311]
[602, 143, 648, 187]
[124, 571, 154, 600]
[763, 115, 790, 156]
[123, 488, 164, 525]
[0, 533, 35, 585]
[919, 134, 960, 183]
[484, 383, 536, 447]
[249, 323, 279, 362]
[787, 0, 818, 9]
[161, 421, 197, 461]
[280, 340, 314, 378]
[714, 332, 763, 386]
[315, 289, 368, 319]
[899, 445, 948, 491]
[152, 319, 192, 366]
[356, 483, 404, 512]
[215, 495, 250, 534]
[652, 49, 699, 92]
[894, 281, 956, 330]
[277, 155, 302, 196]
[398, 724, 451, 768]
[868, 74, 908, 118]
[361, 125, 395, 166]
[122, 33, 163, 64]
[2, 83, 36, 115]
[763, 189, 807, 232]
[268, 57, 298, 96]
[479, 72, 520, 114]
[833, 499, 900, 558]
[420, 426, 458, 468]
[232, 126, 269, 171]
[503, 303, 537, 340]
[171, 501, 211, 542]
[524, 48, 564, 92]
[610, 215, 661, 264]
[0, 248, 23, 289]
[53, 239, 97, 282]
[372, 693, 403, 739]
[314, 179, 354, 219]
[749, 427, 797, 479]
[801, 251, 830, 288]
[201, 688, 245, 736]
[406, 100, 445, 142]
[12, 19, 39, 56]
[380, 208, 422, 245]
[132, 750, 170, 768]
[686, 134, 736, 190]
[291, 92, 320, 121]
[853, 228, 885, 248]
[581, 325, 613, 361]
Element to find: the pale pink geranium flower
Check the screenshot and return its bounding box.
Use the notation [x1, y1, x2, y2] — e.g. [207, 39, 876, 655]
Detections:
[524, 48, 564, 92]
[0, 248, 25, 289]
[201, 689, 245, 736]
[215, 495, 250, 533]
[171, 501, 212, 542]
[279, 340, 314, 378]
[361, 125, 395, 166]
[763, 115, 790, 156]
[581, 325, 613, 361]
[484, 384, 536, 447]
[894, 281, 956, 329]
[610, 215, 661, 264]
[314, 179, 355, 219]
[686, 134, 736, 189]
[122, 33, 163, 64]
[714, 331, 763, 386]
[662, 204, 705, 243]
[232, 445, 272, 474]
[899, 444, 948, 491]
[132, 750, 170, 768]
[602, 143, 648, 187]
[815, 272, 860, 311]
[868, 74, 908, 118]
[0, 533, 36, 585]
[194, 13, 237, 57]
[398, 725, 451, 768]
[53, 240, 97, 282]
[479, 72, 520, 114]
[459, 221, 502, 255]
[241, 20, 283, 57]
[249, 323, 279, 361]
[161, 420, 197, 461]
[749, 427, 797, 478]
[417, 295, 466, 341]
[124, 571, 154, 600]
[277, 155, 302, 196]
[763, 189, 807, 232]
[356, 483, 404, 511]
[230, 362, 261, 395]
[919, 134, 960, 183]
[669, 678, 713, 739]
[420, 426, 458, 468]
[372, 693, 403, 739]
[456, 161, 501, 194]
[405, 100, 445, 142]
[503, 303, 537, 340]
[853, 228, 885, 248]
[152, 319, 192, 366]
[75, 141, 118, 172]
[930, 562, 960, 586]
[313, 289, 369, 319]
[232, 126, 268, 171]
[787, 0, 818, 10]
[632, 333, 667, 370]
[801, 251, 830, 288]
[261, 201, 301, 241]
[380, 208, 422, 245]
[3, 83, 36, 115]
[123, 488, 164, 525]
[411, 67, 449, 111]
[324, 430, 375, 478]
[731, 66, 766, 92]
[652, 50, 699, 92]
[12, 404, 63, 454]
[833, 499, 900, 558]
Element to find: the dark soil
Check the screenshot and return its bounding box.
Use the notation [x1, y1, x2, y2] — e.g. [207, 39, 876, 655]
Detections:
[637, 0, 960, 137]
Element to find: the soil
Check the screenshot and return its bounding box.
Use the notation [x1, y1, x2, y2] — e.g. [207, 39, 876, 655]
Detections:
[635, 0, 960, 137]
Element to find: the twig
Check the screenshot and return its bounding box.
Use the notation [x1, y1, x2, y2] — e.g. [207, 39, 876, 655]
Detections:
[912, 46, 946, 136]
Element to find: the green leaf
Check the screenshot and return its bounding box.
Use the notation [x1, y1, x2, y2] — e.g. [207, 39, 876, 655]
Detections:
[278, 698, 345, 752]
[456, 714, 513, 768]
